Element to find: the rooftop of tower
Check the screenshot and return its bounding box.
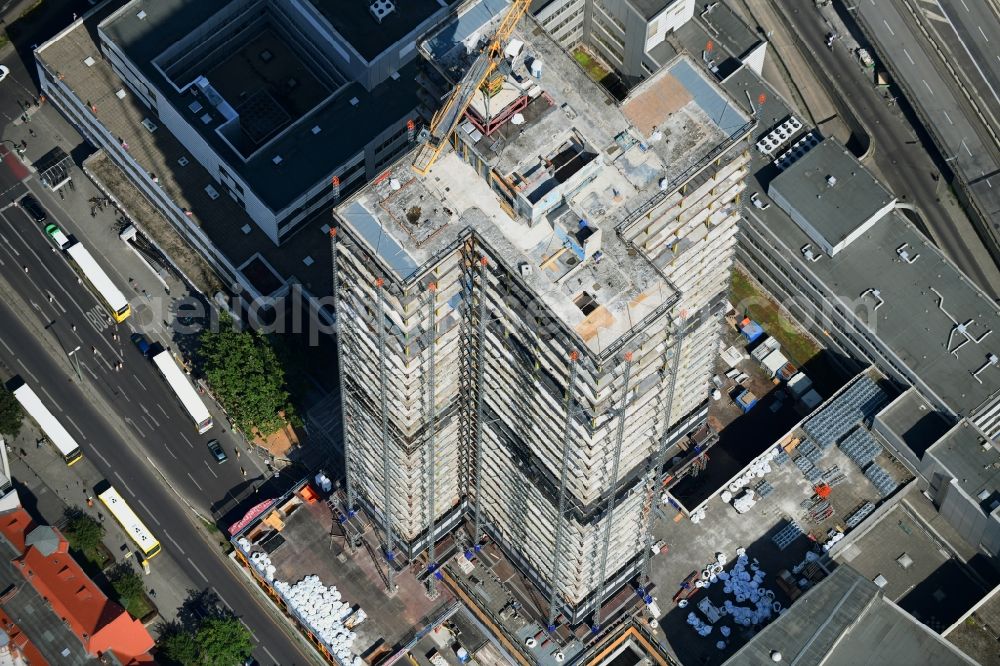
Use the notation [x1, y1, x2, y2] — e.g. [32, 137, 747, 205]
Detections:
[335, 10, 752, 356]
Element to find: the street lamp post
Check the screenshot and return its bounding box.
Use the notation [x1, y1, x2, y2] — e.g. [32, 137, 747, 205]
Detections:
[67, 346, 82, 381]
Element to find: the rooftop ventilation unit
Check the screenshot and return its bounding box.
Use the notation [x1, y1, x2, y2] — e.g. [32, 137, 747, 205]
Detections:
[801, 244, 822, 262]
[369, 0, 396, 24]
[826, 175, 837, 187]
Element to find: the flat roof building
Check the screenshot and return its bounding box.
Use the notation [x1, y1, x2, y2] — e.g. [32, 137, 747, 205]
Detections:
[724, 565, 979, 666]
[741, 138, 1000, 438]
[77, 0, 440, 244]
[768, 139, 896, 257]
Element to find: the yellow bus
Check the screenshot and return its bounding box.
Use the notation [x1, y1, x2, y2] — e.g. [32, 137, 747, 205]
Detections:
[97, 485, 161, 559]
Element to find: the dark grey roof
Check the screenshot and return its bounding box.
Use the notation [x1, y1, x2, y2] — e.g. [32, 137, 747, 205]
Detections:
[693, 0, 762, 59]
[768, 139, 895, 255]
[746, 197, 1000, 420]
[100, 0, 421, 212]
[927, 419, 1000, 507]
[305, 0, 444, 62]
[724, 565, 979, 666]
[875, 388, 953, 458]
[626, 0, 683, 21]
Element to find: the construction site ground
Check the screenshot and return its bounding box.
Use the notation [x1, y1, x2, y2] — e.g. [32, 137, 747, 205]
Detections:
[260, 497, 456, 662]
[648, 432, 914, 665]
[670, 317, 851, 512]
[442, 538, 590, 666]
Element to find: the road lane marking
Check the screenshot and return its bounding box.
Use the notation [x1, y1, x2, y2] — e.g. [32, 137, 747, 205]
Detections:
[903, 48, 915, 64]
[113, 470, 132, 495]
[980, 26, 989, 41]
[157, 404, 168, 417]
[91, 447, 110, 466]
[262, 646, 279, 665]
[134, 376, 147, 391]
[141, 415, 156, 431]
[187, 472, 204, 491]
[46, 291, 66, 313]
[0, 214, 89, 314]
[136, 498, 160, 525]
[16, 360, 39, 384]
[0, 338, 11, 354]
[204, 460, 219, 478]
[165, 444, 178, 459]
[965, 141, 973, 156]
[37, 384, 60, 411]
[140, 403, 160, 427]
[164, 531, 186, 555]
[883, 19, 895, 36]
[239, 618, 258, 641]
[1, 234, 20, 256]
[180, 432, 194, 448]
[125, 416, 146, 438]
[922, 79, 935, 94]
[960, 0, 969, 10]
[944, 110, 954, 124]
[187, 557, 209, 583]
[64, 414, 88, 441]
[117, 385, 131, 402]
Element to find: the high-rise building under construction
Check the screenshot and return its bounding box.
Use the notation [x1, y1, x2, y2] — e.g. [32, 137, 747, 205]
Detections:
[331, 6, 753, 624]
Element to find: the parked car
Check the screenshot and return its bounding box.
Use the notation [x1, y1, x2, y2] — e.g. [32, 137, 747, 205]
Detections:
[44, 224, 72, 250]
[750, 193, 770, 210]
[207, 439, 228, 463]
[130, 333, 152, 357]
[19, 195, 47, 223]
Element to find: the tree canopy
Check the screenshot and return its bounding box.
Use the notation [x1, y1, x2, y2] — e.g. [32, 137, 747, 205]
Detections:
[160, 615, 253, 665]
[62, 509, 105, 554]
[0, 388, 22, 439]
[198, 314, 295, 436]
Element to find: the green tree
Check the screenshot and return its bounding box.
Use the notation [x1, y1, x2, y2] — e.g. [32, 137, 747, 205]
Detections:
[194, 616, 254, 664]
[159, 617, 252, 665]
[159, 628, 198, 665]
[0, 387, 22, 439]
[62, 509, 105, 555]
[109, 564, 152, 617]
[198, 314, 295, 436]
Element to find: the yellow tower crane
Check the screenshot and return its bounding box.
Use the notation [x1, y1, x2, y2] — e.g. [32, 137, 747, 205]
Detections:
[411, 0, 531, 175]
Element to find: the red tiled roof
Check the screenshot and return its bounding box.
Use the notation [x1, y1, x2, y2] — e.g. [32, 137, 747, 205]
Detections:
[1, 508, 154, 662]
[0, 507, 36, 553]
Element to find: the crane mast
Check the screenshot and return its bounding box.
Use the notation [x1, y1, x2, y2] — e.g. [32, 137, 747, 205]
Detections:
[412, 0, 531, 175]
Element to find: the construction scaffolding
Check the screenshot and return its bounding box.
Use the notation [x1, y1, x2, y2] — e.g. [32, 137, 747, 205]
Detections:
[375, 278, 398, 593]
[331, 16, 754, 623]
[547, 351, 580, 630]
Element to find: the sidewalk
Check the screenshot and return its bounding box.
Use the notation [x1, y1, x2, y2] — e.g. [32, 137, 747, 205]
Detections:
[6, 106, 187, 343]
[5, 431, 194, 631]
[2, 103, 278, 478]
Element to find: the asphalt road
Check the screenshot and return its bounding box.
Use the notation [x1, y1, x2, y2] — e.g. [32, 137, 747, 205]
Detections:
[0, 290, 315, 665]
[0, 193, 316, 663]
[0, 186, 268, 519]
[934, 0, 1000, 126]
[854, 0, 1000, 266]
[776, 1, 1000, 296]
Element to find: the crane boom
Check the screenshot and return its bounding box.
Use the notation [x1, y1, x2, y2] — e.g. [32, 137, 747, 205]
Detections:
[412, 0, 531, 175]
